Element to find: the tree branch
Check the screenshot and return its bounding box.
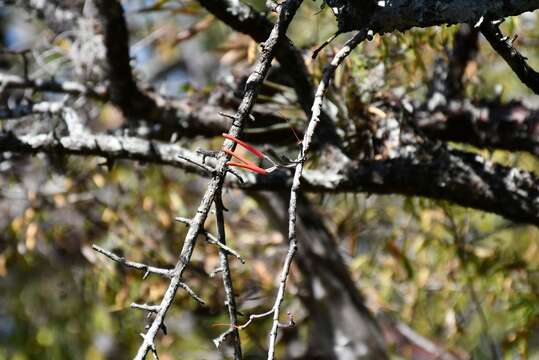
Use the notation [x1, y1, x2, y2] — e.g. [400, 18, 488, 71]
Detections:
[212, 193, 242, 358]
[131, 2, 304, 358]
[0, 129, 209, 176]
[445, 24, 479, 98]
[92, 244, 174, 278]
[0, 71, 301, 144]
[480, 21, 539, 94]
[414, 99, 539, 156]
[0, 73, 107, 100]
[239, 145, 539, 225]
[2, 128, 538, 225]
[93, 0, 162, 120]
[196, 0, 344, 148]
[324, 0, 539, 33]
[266, 29, 369, 359]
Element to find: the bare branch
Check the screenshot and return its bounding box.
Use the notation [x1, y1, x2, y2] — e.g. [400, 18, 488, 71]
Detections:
[0, 70, 298, 144]
[241, 145, 539, 226]
[415, 99, 539, 156]
[0, 128, 210, 176]
[196, 0, 344, 148]
[267, 29, 369, 359]
[93, 0, 161, 120]
[0, 73, 107, 100]
[131, 303, 161, 313]
[3, 69, 537, 156]
[2, 127, 538, 225]
[178, 282, 206, 306]
[204, 231, 245, 264]
[174, 216, 245, 263]
[213, 328, 236, 350]
[326, 0, 539, 33]
[212, 193, 242, 358]
[92, 245, 173, 278]
[237, 309, 275, 330]
[93, 244, 206, 307]
[132, 1, 304, 358]
[480, 21, 539, 94]
[445, 24, 479, 98]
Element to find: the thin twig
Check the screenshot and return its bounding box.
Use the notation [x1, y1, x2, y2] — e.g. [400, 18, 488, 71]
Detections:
[266, 29, 370, 360]
[237, 309, 275, 330]
[92, 245, 205, 305]
[212, 193, 242, 358]
[131, 303, 161, 313]
[92, 245, 173, 278]
[178, 282, 206, 306]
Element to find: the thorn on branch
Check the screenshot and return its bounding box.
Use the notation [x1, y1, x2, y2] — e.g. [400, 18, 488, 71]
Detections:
[218, 112, 235, 120]
[174, 216, 191, 226]
[174, 217, 245, 263]
[210, 267, 224, 277]
[205, 231, 245, 263]
[178, 281, 206, 306]
[474, 16, 484, 28]
[278, 312, 295, 328]
[213, 327, 235, 349]
[225, 167, 246, 184]
[312, 31, 341, 59]
[177, 154, 215, 175]
[131, 303, 161, 313]
[150, 343, 159, 360]
[196, 148, 219, 164]
[92, 244, 173, 278]
[160, 323, 167, 335]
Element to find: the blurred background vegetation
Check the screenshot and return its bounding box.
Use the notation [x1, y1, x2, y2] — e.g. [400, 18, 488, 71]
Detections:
[0, 0, 538, 359]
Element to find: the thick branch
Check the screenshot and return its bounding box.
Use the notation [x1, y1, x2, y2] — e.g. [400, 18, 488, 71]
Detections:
[2, 130, 538, 225]
[94, 0, 162, 120]
[6, 70, 537, 156]
[0, 73, 107, 100]
[445, 24, 479, 98]
[415, 99, 539, 156]
[0, 72, 299, 144]
[0, 130, 208, 175]
[324, 0, 539, 33]
[242, 146, 539, 225]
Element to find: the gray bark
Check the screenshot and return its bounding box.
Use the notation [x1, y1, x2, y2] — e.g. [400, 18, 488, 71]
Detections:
[324, 0, 539, 32]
